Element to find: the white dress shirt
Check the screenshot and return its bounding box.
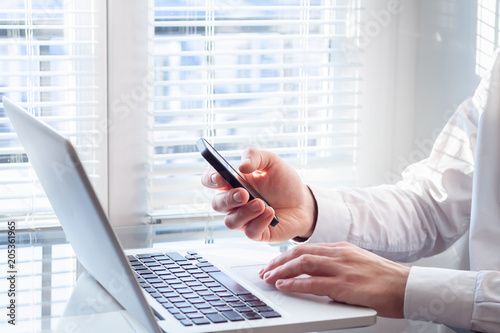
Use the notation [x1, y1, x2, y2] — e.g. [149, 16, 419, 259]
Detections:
[305, 54, 500, 332]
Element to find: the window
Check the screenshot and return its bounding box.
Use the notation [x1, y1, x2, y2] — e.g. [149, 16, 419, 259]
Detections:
[476, 0, 500, 76]
[147, 0, 363, 219]
[0, 0, 106, 230]
[0, 1, 363, 231]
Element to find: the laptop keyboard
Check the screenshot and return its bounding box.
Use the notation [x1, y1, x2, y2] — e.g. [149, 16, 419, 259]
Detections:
[127, 251, 281, 327]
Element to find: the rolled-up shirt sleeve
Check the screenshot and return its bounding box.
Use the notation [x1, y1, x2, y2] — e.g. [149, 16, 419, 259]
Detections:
[404, 267, 500, 332]
[304, 186, 351, 244]
[404, 266, 477, 329]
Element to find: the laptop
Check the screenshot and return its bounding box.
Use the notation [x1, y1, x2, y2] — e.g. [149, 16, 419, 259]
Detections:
[3, 96, 376, 333]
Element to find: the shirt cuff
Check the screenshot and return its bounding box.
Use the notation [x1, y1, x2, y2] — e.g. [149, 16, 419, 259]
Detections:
[404, 266, 478, 330]
[295, 185, 351, 244]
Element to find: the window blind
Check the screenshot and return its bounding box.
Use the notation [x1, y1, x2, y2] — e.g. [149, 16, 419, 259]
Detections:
[0, 0, 105, 230]
[148, 0, 363, 218]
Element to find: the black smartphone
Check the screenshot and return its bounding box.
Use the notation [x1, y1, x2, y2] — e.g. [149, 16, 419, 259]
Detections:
[196, 138, 279, 227]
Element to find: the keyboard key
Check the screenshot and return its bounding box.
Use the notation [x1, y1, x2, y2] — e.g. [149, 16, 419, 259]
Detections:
[173, 313, 186, 320]
[171, 283, 187, 290]
[261, 311, 281, 318]
[177, 261, 192, 266]
[201, 266, 220, 273]
[161, 276, 180, 283]
[192, 273, 209, 278]
[215, 305, 233, 312]
[196, 262, 213, 267]
[199, 277, 215, 283]
[221, 310, 244, 321]
[209, 271, 251, 296]
[240, 294, 259, 301]
[136, 254, 155, 259]
[192, 317, 210, 325]
[222, 296, 239, 302]
[242, 311, 262, 320]
[144, 262, 161, 267]
[161, 292, 179, 298]
[194, 302, 211, 309]
[186, 312, 204, 319]
[202, 295, 219, 301]
[157, 259, 174, 265]
[150, 266, 168, 272]
[227, 301, 245, 307]
[151, 254, 168, 259]
[174, 272, 191, 278]
[180, 306, 198, 314]
[208, 300, 226, 307]
[234, 306, 254, 313]
[191, 285, 208, 292]
[248, 300, 267, 307]
[180, 319, 192, 326]
[174, 302, 191, 309]
[206, 313, 228, 323]
[200, 308, 218, 315]
[156, 286, 174, 293]
[169, 297, 185, 303]
[130, 262, 145, 268]
[176, 288, 192, 294]
[180, 274, 196, 280]
[151, 282, 169, 289]
[163, 303, 174, 310]
[166, 252, 186, 261]
[185, 281, 202, 287]
[254, 306, 274, 313]
[155, 297, 170, 304]
[188, 298, 206, 304]
[135, 269, 150, 275]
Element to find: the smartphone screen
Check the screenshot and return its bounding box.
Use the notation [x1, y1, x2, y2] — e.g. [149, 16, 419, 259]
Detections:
[197, 138, 279, 227]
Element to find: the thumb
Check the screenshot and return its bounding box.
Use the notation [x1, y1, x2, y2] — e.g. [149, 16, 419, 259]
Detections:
[239, 148, 279, 174]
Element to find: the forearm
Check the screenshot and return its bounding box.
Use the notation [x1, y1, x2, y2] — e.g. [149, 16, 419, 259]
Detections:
[307, 179, 472, 262]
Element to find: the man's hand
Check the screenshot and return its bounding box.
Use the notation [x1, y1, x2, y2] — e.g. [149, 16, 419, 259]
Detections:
[201, 148, 317, 242]
[259, 242, 411, 318]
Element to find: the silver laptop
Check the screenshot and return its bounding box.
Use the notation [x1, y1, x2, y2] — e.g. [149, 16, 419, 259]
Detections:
[3, 96, 376, 333]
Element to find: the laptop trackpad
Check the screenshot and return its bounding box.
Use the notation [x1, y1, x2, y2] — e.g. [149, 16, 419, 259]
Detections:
[230, 264, 278, 292]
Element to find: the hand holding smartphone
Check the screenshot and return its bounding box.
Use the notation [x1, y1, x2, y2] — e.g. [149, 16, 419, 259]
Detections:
[196, 138, 279, 227]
